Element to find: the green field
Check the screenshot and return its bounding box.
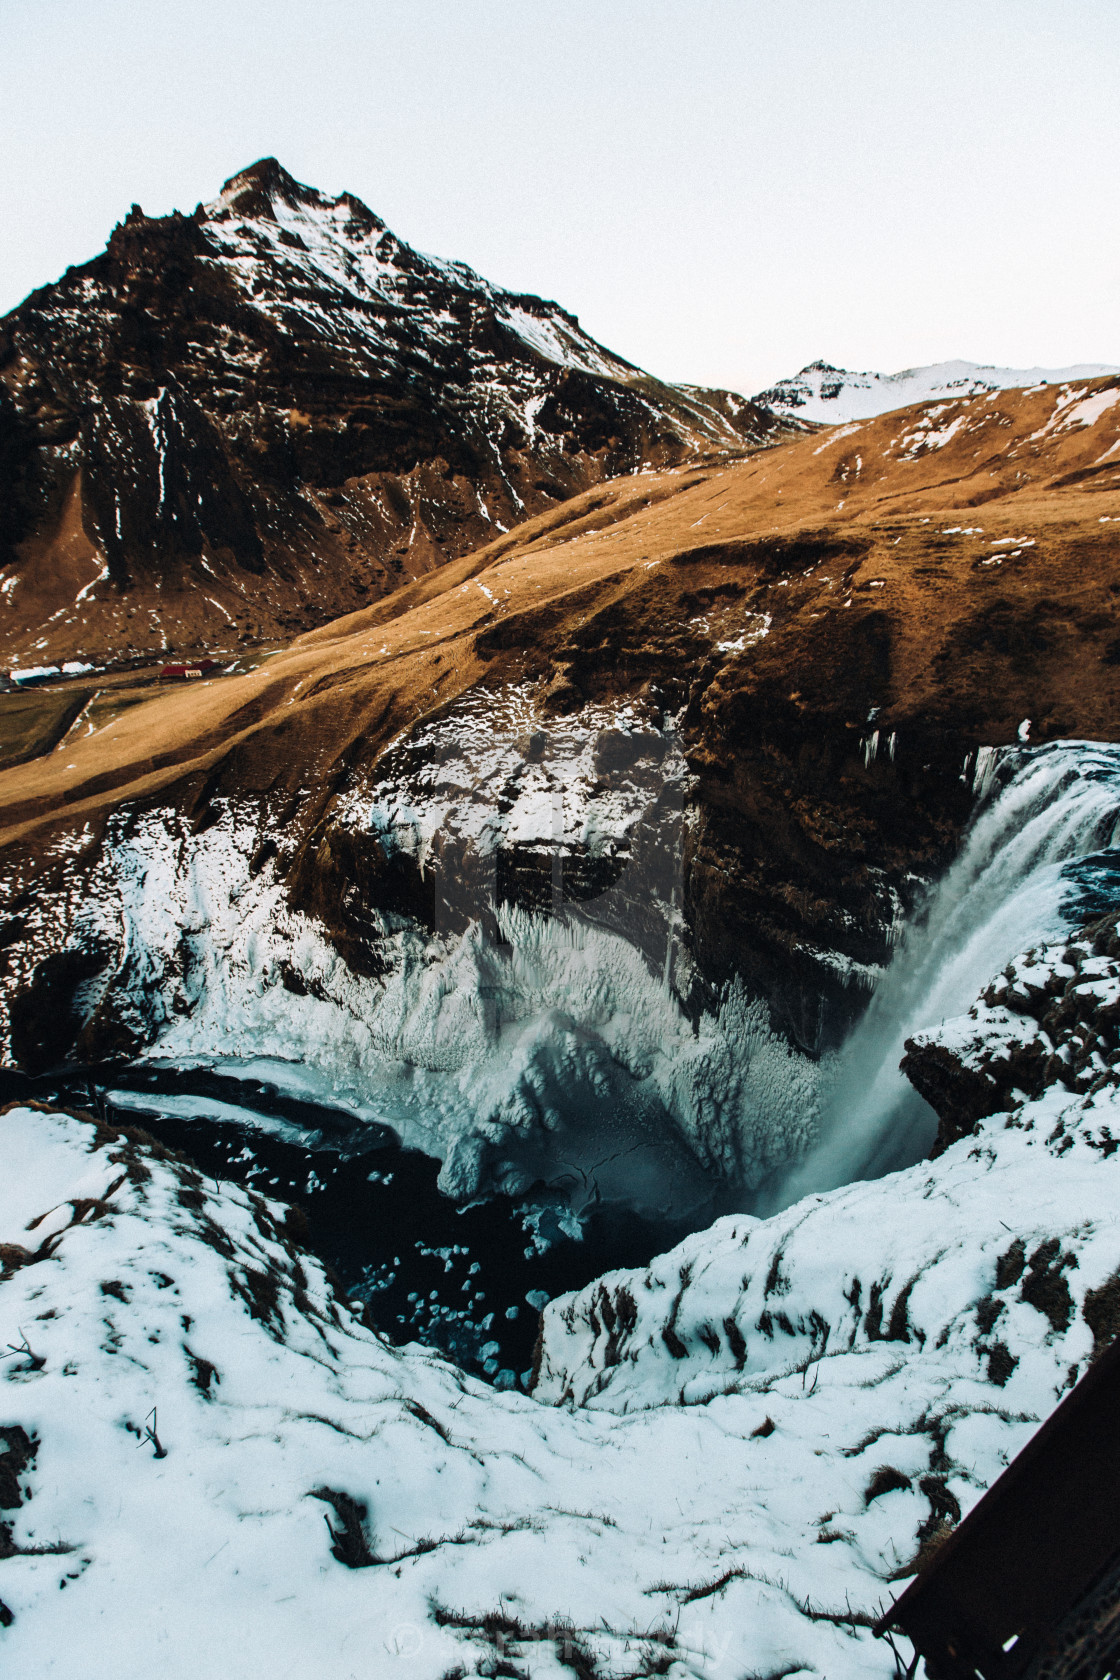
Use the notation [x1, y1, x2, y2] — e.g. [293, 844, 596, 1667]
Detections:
[0, 686, 95, 771]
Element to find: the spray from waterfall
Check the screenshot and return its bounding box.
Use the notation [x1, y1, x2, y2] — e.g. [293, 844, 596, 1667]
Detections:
[760, 740, 1120, 1214]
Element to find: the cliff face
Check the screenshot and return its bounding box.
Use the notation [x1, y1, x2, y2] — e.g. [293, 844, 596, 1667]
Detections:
[0, 159, 783, 667]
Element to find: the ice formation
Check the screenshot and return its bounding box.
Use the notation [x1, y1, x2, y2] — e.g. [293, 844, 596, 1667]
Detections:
[0, 694, 820, 1213]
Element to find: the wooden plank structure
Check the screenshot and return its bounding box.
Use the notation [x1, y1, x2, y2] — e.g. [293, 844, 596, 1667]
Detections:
[875, 1333, 1120, 1679]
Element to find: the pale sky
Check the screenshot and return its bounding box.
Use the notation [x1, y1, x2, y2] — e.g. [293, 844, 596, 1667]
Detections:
[3, 0, 1119, 397]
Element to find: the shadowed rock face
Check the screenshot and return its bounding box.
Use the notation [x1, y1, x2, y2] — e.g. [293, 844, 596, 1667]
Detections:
[0, 158, 785, 666]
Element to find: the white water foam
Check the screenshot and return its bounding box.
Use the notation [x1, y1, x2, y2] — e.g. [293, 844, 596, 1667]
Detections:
[766, 740, 1120, 1211]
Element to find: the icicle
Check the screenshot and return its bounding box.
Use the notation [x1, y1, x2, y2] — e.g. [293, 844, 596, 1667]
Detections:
[973, 745, 1000, 799]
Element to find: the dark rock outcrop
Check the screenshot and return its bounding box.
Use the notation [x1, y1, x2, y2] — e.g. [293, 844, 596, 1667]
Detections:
[903, 911, 1120, 1154]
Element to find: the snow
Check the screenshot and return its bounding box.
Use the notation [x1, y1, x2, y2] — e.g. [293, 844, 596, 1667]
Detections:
[1028, 383, 1120, 442]
[715, 611, 771, 653]
[6, 718, 1116, 1229]
[191, 164, 754, 469]
[812, 422, 860, 453]
[343, 686, 686, 863]
[756, 359, 1120, 425]
[898, 412, 966, 455]
[71, 567, 108, 606]
[4, 710, 1120, 1674]
[4, 928, 1116, 1680]
[495, 304, 634, 383]
[1060, 387, 1120, 430]
[104, 1085, 327, 1149]
[538, 1084, 1120, 1411]
[0, 690, 820, 1211]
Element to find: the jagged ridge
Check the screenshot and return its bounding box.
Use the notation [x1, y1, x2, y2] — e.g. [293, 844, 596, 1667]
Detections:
[754, 357, 1120, 425]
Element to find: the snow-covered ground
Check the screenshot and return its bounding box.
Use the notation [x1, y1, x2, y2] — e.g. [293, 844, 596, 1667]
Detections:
[753, 358, 1120, 424]
[4, 900, 1118, 1679]
[5, 730, 1120, 1675]
[536, 1087, 1120, 1410]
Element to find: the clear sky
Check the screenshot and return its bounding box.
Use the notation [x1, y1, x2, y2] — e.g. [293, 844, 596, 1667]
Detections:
[3, 0, 1119, 396]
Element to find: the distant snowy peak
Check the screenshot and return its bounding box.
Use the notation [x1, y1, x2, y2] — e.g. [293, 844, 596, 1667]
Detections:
[754, 357, 1120, 425]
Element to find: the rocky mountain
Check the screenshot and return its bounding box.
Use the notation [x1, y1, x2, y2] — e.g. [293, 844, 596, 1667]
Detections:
[2, 373, 1120, 1210]
[754, 356, 1120, 424]
[0, 159, 785, 669]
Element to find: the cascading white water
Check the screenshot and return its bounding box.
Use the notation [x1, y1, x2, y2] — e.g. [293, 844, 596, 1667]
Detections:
[763, 740, 1120, 1213]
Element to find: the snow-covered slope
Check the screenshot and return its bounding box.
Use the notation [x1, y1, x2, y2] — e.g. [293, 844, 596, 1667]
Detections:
[534, 1081, 1120, 1411]
[754, 357, 1120, 424]
[5, 903, 1118, 1680]
[534, 893, 1120, 1416]
[904, 896, 1120, 1156]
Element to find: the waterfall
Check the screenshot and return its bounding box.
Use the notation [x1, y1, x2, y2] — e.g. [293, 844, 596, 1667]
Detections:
[762, 740, 1120, 1213]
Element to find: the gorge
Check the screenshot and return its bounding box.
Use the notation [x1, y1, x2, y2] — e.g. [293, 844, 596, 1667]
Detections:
[3, 161, 1120, 1679]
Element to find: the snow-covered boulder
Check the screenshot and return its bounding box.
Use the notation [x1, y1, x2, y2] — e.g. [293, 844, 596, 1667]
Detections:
[903, 908, 1120, 1155]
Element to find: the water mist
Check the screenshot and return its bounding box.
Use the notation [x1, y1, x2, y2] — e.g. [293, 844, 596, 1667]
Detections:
[763, 740, 1120, 1213]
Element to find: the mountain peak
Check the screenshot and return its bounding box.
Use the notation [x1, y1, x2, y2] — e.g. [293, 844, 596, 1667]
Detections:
[755, 356, 1120, 425]
[0, 158, 782, 668]
[208, 157, 387, 245]
[217, 157, 318, 218]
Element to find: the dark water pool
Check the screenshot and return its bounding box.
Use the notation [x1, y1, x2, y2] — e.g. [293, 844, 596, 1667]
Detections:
[4, 1060, 708, 1389]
